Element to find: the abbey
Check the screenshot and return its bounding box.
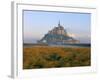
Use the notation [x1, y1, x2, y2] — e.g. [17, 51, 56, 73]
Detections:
[38, 21, 79, 45]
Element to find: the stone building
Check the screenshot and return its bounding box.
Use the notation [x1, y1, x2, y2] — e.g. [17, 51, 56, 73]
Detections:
[38, 21, 79, 44]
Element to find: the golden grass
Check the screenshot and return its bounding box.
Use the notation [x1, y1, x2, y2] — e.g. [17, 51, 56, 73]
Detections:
[23, 46, 90, 69]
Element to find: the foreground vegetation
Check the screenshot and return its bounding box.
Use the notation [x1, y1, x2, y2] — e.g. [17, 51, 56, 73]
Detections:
[23, 46, 90, 69]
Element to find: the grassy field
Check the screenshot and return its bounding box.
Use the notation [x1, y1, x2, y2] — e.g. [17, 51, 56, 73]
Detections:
[23, 46, 91, 69]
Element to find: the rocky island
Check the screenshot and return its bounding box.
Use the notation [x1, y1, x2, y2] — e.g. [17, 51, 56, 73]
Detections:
[38, 21, 79, 45]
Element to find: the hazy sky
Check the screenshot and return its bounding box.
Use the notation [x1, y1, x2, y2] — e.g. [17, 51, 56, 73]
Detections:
[23, 10, 91, 43]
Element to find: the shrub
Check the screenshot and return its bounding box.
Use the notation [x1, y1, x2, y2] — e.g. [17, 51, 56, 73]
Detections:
[44, 53, 61, 61]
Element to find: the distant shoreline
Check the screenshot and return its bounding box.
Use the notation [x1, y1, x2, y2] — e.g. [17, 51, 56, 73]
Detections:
[23, 43, 90, 48]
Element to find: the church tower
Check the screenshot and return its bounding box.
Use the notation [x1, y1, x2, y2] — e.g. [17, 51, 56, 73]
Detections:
[58, 20, 61, 27]
[57, 20, 65, 35]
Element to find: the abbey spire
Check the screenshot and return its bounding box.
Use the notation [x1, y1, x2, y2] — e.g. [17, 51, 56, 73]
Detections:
[58, 20, 61, 27]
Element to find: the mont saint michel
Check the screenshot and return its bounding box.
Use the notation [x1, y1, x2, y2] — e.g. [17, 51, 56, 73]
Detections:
[38, 21, 79, 45]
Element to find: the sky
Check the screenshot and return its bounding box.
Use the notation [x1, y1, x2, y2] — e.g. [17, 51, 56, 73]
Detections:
[23, 10, 91, 44]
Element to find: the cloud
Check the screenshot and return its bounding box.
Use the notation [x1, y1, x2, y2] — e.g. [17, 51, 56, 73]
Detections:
[67, 33, 77, 38]
[68, 32, 90, 38]
[68, 32, 90, 43]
